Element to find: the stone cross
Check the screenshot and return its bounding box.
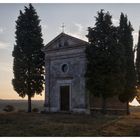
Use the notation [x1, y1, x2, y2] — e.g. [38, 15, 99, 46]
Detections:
[61, 23, 65, 33]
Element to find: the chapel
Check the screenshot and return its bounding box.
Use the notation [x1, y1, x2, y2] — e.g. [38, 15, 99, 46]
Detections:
[42, 32, 127, 114]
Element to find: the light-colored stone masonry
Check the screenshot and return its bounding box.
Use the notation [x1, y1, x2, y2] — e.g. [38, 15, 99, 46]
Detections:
[43, 33, 89, 113]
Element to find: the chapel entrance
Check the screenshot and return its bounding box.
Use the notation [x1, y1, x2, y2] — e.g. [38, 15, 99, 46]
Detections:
[60, 85, 70, 111]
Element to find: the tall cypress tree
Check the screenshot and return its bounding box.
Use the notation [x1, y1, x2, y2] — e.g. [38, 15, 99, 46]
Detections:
[12, 4, 44, 112]
[136, 29, 140, 85]
[136, 29, 140, 104]
[118, 13, 136, 114]
[86, 10, 124, 114]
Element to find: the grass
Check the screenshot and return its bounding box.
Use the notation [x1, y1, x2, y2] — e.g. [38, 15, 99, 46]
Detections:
[1, 112, 140, 136]
[0, 100, 140, 136]
[0, 112, 119, 136]
[100, 112, 140, 136]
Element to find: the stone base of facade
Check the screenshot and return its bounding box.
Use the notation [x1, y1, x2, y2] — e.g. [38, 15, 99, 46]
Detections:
[72, 108, 90, 114]
[44, 106, 127, 115]
[44, 107, 90, 114]
[45, 107, 58, 112]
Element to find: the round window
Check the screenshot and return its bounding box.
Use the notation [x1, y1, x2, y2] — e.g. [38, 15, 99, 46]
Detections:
[61, 64, 68, 73]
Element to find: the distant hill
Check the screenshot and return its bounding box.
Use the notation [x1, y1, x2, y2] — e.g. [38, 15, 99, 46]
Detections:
[0, 99, 44, 112]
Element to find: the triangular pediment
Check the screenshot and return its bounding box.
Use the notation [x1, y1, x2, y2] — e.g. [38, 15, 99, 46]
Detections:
[43, 32, 88, 51]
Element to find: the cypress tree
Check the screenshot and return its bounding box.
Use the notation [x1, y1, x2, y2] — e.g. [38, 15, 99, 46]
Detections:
[118, 13, 136, 114]
[136, 29, 140, 85]
[12, 4, 45, 112]
[86, 10, 124, 114]
[136, 29, 140, 104]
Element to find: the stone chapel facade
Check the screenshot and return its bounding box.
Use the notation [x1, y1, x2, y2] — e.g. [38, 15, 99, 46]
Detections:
[43, 32, 127, 114]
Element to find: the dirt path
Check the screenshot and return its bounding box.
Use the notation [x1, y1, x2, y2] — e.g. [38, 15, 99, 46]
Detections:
[99, 112, 140, 136]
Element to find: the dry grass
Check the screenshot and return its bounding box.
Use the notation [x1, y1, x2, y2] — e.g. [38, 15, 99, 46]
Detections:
[0, 109, 140, 136]
[100, 112, 140, 136]
[0, 112, 118, 136]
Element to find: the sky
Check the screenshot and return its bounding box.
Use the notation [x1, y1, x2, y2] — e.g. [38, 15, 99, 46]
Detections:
[0, 3, 140, 105]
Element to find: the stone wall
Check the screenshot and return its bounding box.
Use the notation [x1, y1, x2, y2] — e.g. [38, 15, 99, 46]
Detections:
[89, 95, 127, 114]
[44, 43, 88, 113]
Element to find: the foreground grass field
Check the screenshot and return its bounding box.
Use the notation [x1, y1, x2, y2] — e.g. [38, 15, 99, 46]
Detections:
[0, 111, 140, 136]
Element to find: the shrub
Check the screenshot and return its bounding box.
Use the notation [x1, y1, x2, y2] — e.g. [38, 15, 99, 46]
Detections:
[32, 108, 39, 113]
[3, 105, 15, 112]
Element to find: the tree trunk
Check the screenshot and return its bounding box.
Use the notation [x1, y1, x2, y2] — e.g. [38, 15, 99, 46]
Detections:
[28, 95, 32, 112]
[126, 100, 130, 115]
[101, 96, 106, 114]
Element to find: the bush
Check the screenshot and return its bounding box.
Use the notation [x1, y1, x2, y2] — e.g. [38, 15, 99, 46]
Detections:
[32, 108, 39, 113]
[3, 105, 15, 112]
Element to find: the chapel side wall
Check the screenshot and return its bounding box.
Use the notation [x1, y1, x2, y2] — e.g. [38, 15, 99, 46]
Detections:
[90, 95, 127, 110]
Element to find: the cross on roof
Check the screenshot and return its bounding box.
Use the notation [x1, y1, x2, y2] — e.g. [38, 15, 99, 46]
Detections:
[61, 23, 65, 33]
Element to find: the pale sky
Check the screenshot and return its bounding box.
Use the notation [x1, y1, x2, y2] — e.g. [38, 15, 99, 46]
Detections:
[0, 3, 140, 105]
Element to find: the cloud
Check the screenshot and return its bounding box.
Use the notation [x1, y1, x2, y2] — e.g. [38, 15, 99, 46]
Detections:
[133, 32, 139, 45]
[70, 33, 87, 42]
[0, 27, 6, 34]
[66, 23, 88, 42]
[42, 23, 48, 30]
[0, 41, 10, 50]
[0, 28, 4, 33]
[74, 23, 84, 32]
[133, 32, 138, 37]
[112, 18, 119, 26]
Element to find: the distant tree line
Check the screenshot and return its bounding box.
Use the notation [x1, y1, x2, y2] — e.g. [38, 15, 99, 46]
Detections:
[85, 10, 137, 114]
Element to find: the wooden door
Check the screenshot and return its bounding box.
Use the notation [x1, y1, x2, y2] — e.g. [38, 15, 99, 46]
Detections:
[60, 86, 70, 111]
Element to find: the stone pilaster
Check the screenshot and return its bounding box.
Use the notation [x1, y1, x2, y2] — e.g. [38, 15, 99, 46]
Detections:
[44, 56, 50, 112]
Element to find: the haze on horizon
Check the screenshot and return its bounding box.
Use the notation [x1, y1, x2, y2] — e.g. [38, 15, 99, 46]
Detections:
[0, 3, 139, 105]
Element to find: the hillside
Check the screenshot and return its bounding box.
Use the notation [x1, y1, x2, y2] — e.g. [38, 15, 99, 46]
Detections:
[0, 99, 44, 112]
